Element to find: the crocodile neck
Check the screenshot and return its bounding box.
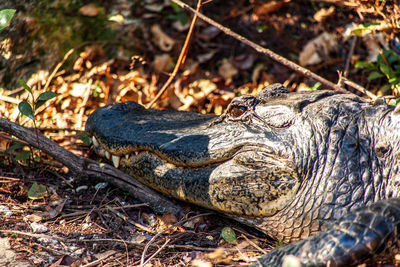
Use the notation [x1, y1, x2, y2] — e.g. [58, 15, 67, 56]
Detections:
[249, 102, 400, 242]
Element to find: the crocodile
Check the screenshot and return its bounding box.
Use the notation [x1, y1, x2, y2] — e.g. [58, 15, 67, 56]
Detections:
[85, 84, 400, 266]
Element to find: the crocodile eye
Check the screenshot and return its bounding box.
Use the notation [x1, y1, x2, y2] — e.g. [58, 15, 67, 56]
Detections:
[230, 106, 247, 118]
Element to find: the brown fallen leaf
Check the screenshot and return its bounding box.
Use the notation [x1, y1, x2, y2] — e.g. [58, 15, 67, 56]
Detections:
[218, 58, 238, 84]
[151, 24, 175, 52]
[299, 32, 338, 66]
[314, 6, 335, 23]
[252, 0, 291, 19]
[153, 53, 174, 73]
[78, 4, 99, 17]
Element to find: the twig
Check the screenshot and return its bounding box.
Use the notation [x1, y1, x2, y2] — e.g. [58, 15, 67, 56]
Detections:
[172, 0, 350, 95]
[342, 77, 377, 100]
[140, 212, 214, 266]
[0, 95, 20, 104]
[141, 239, 171, 266]
[241, 234, 267, 254]
[146, 0, 203, 108]
[80, 251, 117, 267]
[1, 230, 68, 242]
[0, 117, 184, 216]
[343, 36, 357, 79]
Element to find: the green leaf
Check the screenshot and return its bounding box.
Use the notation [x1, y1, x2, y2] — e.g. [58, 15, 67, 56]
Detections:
[18, 101, 34, 120]
[309, 82, 322, 91]
[0, 9, 16, 31]
[15, 150, 31, 162]
[35, 91, 57, 109]
[37, 91, 57, 101]
[387, 52, 399, 65]
[354, 61, 375, 70]
[5, 142, 26, 153]
[221, 227, 237, 244]
[170, 2, 182, 12]
[27, 182, 48, 200]
[19, 79, 33, 95]
[166, 12, 188, 26]
[389, 77, 399, 84]
[380, 64, 392, 78]
[367, 71, 384, 81]
[78, 132, 91, 146]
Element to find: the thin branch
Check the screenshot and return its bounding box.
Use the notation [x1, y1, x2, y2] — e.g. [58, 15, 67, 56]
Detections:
[141, 239, 171, 266]
[342, 78, 377, 100]
[146, 0, 203, 109]
[343, 36, 357, 78]
[140, 212, 214, 266]
[172, 0, 351, 95]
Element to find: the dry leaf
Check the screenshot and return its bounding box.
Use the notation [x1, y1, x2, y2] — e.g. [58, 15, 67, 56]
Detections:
[253, 0, 290, 19]
[363, 33, 388, 62]
[299, 32, 338, 66]
[153, 53, 173, 73]
[78, 4, 99, 17]
[173, 20, 190, 32]
[234, 54, 256, 70]
[251, 64, 265, 83]
[25, 214, 43, 222]
[191, 259, 213, 267]
[197, 50, 218, 64]
[314, 6, 335, 23]
[342, 24, 389, 62]
[218, 58, 238, 84]
[178, 79, 217, 110]
[151, 24, 175, 51]
[199, 26, 220, 41]
[206, 247, 226, 260]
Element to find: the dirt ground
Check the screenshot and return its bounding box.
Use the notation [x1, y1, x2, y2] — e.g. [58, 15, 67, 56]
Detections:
[1, 0, 400, 266]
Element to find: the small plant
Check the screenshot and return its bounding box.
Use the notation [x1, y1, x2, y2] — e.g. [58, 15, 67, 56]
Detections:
[18, 79, 57, 125]
[8, 80, 57, 165]
[355, 48, 400, 95]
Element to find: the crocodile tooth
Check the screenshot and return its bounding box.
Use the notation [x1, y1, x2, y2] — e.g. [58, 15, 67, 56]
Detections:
[125, 154, 129, 160]
[134, 151, 138, 156]
[105, 151, 111, 160]
[112, 155, 120, 168]
[92, 136, 99, 147]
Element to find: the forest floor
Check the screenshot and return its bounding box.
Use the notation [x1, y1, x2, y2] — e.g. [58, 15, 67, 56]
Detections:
[1, 0, 400, 266]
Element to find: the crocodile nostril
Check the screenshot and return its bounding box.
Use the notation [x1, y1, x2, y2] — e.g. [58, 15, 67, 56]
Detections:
[230, 106, 247, 118]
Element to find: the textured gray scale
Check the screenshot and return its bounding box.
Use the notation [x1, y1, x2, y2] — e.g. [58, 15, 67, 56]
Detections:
[85, 84, 400, 266]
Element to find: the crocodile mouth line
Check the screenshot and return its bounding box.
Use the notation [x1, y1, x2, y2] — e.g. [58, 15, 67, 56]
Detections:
[91, 135, 230, 169]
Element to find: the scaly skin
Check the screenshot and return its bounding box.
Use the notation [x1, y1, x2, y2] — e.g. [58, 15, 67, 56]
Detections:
[86, 84, 400, 266]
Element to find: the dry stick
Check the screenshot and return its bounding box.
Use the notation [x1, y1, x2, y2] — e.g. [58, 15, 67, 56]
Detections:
[343, 78, 377, 100]
[146, 0, 203, 109]
[172, 0, 350, 94]
[0, 117, 184, 216]
[141, 239, 171, 266]
[140, 212, 214, 267]
[343, 36, 357, 79]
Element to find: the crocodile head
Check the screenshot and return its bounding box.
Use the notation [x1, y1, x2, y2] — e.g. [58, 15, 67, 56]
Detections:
[86, 84, 400, 241]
